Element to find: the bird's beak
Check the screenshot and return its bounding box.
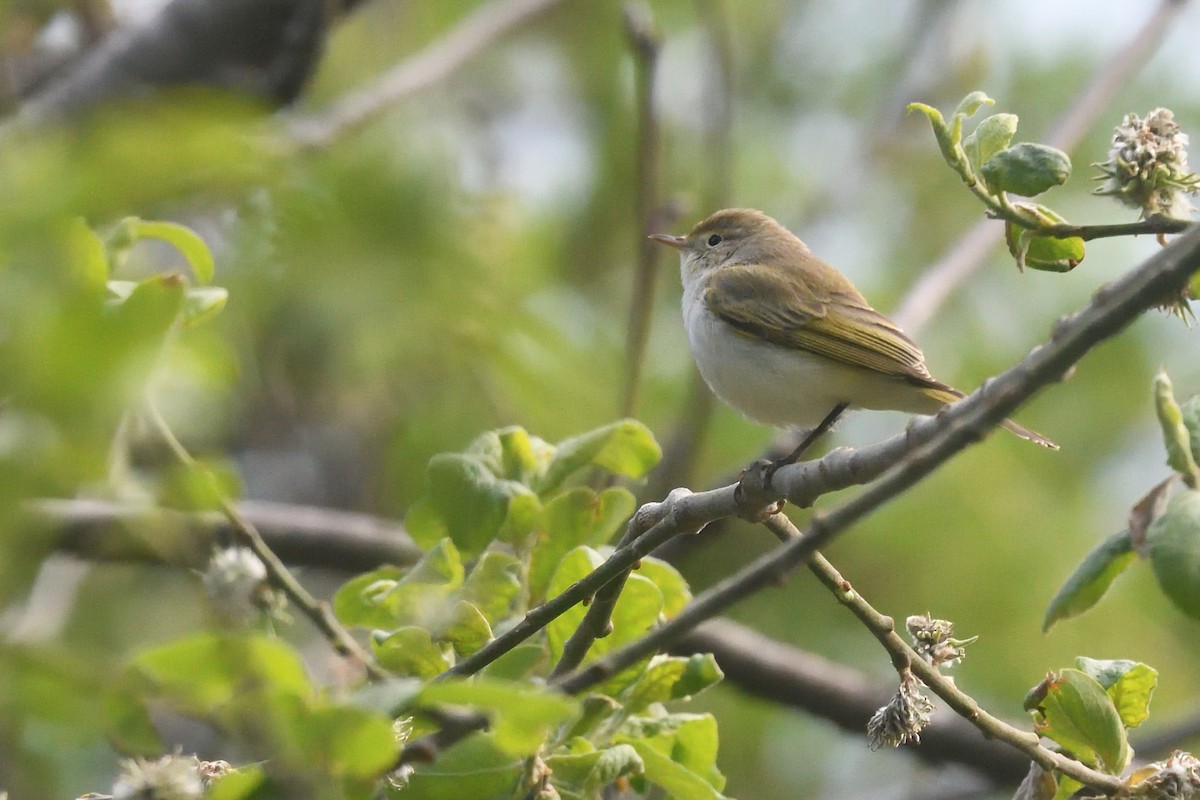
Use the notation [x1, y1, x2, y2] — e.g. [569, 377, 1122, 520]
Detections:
[648, 233, 688, 251]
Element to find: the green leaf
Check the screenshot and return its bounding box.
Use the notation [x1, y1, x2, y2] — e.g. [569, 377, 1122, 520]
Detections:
[1005, 221, 1084, 273]
[1178, 396, 1200, 465]
[1042, 530, 1136, 631]
[182, 286, 228, 326]
[415, 453, 540, 557]
[1026, 668, 1128, 773]
[480, 643, 546, 683]
[131, 632, 311, 713]
[1155, 370, 1200, 484]
[157, 457, 243, 511]
[529, 487, 636, 602]
[109, 273, 187, 337]
[467, 426, 555, 485]
[417, 679, 578, 756]
[905, 102, 944, 129]
[964, 113, 1018, 173]
[545, 547, 663, 671]
[1003, 203, 1083, 273]
[399, 734, 521, 800]
[636, 557, 691, 618]
[1147, 488, 1200, 619]
[620, 654, 724, 714]
[335, 540, 463, 630]
[1050, 775, 1083, 800]
[540, 420, 661, 493]
[111, 217, 216, 284]
[616, 713, 725, 795]
[105, 681, 162, 755]
[625, 744, 726, 800]
[333, 566, 405, 629]
[208, 766, 266, 800]
[444, 601, 493, 658]
[982, 142, 1072, 196]
[546, 742, 644, 794]
[66, 217, 110, 291]
[402, 537, 465, 587]
[1074, 658, 1157, 729]
[373, 627, 451, 678]
[951, 91, 996, 127]
[296, 702, 399, 778]
[460, 551, 522, 626]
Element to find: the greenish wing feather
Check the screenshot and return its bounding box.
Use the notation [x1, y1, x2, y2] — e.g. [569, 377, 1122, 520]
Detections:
[703, 264, 931, 381]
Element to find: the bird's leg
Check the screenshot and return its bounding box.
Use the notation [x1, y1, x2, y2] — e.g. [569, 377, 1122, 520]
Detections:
[773, 402, 849, 469]
[734, 402, 849, 519]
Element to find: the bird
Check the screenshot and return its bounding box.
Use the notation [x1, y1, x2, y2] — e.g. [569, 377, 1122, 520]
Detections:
[650, 208, 1056, 463]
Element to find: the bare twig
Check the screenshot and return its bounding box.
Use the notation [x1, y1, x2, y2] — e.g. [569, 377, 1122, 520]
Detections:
[144, 403, 389, 681]
[893, 0, 1187, 334]
[619, 2, 665, 419]
[287, 0, 572, 148]
[548, 503, 649, 679]
[1022, 215, 1190, 242]
[758, 514, 1113, 789]
[438, 488, 716, 680]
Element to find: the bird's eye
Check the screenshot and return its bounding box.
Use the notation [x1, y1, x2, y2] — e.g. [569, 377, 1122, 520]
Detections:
[706, 234, 723, 247]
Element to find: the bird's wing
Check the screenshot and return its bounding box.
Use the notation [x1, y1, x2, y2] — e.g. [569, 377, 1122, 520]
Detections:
[703, 263, 931, 380]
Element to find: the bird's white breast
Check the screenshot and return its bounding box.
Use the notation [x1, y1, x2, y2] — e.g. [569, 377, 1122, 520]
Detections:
[680, 268, 929, 428]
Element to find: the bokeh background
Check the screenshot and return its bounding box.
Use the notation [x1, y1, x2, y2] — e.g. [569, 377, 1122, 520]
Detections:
[3, 0, 1200, 797]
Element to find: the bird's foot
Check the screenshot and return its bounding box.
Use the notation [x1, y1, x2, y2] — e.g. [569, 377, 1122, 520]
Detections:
[734, 459, 785, 521]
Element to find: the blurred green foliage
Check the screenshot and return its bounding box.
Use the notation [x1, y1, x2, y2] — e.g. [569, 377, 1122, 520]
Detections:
[3, 0, 1200, 798]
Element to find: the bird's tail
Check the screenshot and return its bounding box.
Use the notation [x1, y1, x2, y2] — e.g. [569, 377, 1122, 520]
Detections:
[920, 384, 1058, 450]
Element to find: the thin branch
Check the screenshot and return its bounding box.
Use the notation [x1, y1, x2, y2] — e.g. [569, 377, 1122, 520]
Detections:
[287, 0, 572, 148]
[550, 225, 1200, 794]
[892, 0, 1187, 334]
[1027, 215, 1190, 242]
[619, 2, 665, 419]
[438, 488, 715, 680]
[144, 403, 390, 682]
[548, 507, 647, 680]
[759, 514, 1114, 790]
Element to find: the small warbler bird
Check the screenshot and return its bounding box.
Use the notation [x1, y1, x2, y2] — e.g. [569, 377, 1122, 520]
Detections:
[650, 208, 1056, 457]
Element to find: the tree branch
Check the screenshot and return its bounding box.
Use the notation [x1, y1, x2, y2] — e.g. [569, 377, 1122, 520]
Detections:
[33, 497, 420, 573]
[758, 514, 1116, 791]
[286, 0, 572, 148]
[15, 0, 330, 125]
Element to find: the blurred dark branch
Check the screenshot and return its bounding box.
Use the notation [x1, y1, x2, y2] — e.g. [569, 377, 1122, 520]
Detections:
[15, 0, 331, 125]
[672, 619, 1030, 786]
[287, 0, 572, 148]
[618, 2, 665, 420]
[892, 0, 1188, 334]
[33, 497, 420, 572]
